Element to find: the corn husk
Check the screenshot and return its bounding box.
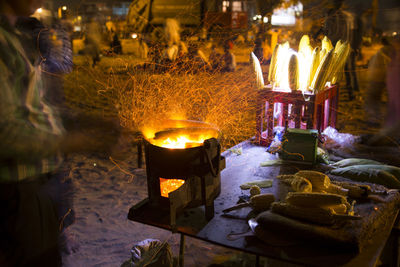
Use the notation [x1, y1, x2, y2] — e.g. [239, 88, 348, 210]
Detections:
[251, 52, 264, 89]
[268, 44, 280, 83]
[331, 41, 350, 84]
[311, 48, 334, 93]
[322, 36, 333, 53]
[308, 47, 321, 90]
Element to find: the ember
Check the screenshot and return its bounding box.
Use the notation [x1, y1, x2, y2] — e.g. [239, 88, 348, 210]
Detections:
[159, 178, 185, 197]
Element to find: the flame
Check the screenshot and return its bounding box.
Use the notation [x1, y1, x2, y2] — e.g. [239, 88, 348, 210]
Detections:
[160, 178, 185, 197]
[161, 135, 203, 148]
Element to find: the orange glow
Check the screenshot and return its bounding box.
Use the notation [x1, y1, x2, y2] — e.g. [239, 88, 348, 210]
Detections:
[160, 178, 185, 197]
[161, 136, 202, 148]
[144, 130, 217, 148]
[141, 119, 219, 149]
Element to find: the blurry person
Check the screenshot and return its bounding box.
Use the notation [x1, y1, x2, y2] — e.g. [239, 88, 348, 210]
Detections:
[0, 0, 64, 265]
[364, 37, 394, 125]
[110, 32, 122, 55]
[16, 15, 73, 117]
[16, 11, 76, 244]
[367, 34, 400, 146]
[318, 0, 359, 100]
[84, 18, 102, 67]
[253, 34, 264, 64]
[0, 0, 113, 265]
[222, 42, 236, 72]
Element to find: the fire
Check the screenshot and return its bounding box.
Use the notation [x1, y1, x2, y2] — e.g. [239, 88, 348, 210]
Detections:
[160, 178, 185, 197]
[142, 119, 219, 149]
[161, 136, 203, 148]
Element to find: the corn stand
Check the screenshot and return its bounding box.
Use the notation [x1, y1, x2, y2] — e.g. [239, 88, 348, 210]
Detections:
[255, 85, 338, 146]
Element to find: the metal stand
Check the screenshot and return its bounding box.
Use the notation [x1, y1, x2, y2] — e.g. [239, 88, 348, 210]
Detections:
[179, 234, 185, 267]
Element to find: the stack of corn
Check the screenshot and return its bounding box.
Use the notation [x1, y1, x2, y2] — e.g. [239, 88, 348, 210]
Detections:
[273, 171, 360, 225]
[267, 35, 350, 93]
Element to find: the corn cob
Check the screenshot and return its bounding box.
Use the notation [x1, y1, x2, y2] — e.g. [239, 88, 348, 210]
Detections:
[334, 40, 342, 53]
[250, 185, 261, 196]
[319, 48, 327, 62]
[297, 36, 313, 91]
[331, 41, 350, 84]
[311, 48, 334, 93]
[274, 42, 290, 87]
[290, 176, 313, 192]
[268, 44, 280, 83]
[222, 193, 275, 213]
[271, 202, 336, 225]
[326, 183, 349, 196]
[285, 192, 349, 208]
[308, 47, 321, 90]
[298, 35, 311, 55]
[288, 53, 299, 91]
[322, 36, 333, 53]
[251, 52, 264, 89]
[294, 170, 331, 191]
[250, 193, 276, 212]
[331, 181, 371, 199]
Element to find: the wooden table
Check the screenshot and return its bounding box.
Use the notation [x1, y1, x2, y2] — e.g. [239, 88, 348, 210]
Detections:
[128, 141, 400, 266]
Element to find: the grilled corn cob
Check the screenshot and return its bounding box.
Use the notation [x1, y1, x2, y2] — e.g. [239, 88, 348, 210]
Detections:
[294, 171, 331, 191]
[271, 202, 336, 225]
[223, 193, 275, 213]
[290, 176, 313, 192]
[285, 192, 349, 208]
[311, 48, 334, 92]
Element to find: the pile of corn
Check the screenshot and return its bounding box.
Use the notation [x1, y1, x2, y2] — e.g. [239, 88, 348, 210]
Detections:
[268, 35, 350, 93]
[273, 171, 359, 225]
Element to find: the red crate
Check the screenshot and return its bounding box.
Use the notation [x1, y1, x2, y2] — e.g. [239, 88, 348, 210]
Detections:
[255, 85, 339, 146]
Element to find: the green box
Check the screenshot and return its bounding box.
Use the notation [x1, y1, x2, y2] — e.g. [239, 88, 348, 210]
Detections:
[281, 128, 318, 165]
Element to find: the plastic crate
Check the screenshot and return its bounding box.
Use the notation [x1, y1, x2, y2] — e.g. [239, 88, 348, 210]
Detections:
[255, 85, 339, 146]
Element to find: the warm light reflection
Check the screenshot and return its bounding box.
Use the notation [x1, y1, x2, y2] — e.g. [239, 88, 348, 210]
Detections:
[160, 178, 185, 197]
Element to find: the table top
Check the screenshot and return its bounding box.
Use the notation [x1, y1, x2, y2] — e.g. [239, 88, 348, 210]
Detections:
[128, 141, 400, 267]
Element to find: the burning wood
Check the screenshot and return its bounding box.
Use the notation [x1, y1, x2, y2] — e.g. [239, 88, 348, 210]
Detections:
[159, 178, 185, 198]
[143, 120, 220, 149]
